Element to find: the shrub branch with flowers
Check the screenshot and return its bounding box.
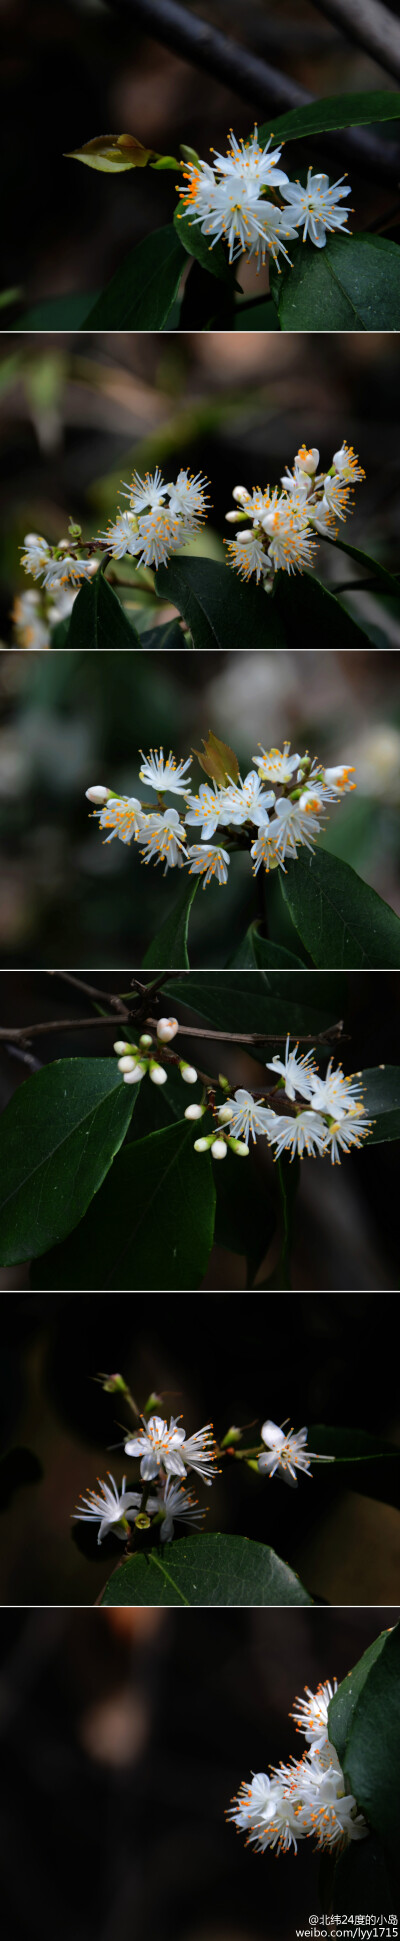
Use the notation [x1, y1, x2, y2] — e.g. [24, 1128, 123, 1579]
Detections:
[0, 970, 400, 1293]
[69, 1372, 400, 1617]
[14, 89, 400, 331]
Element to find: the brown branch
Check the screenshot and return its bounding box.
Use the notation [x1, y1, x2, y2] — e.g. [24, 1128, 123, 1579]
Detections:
[50, 971, 130, 1015]
[0, 1017, 125, 1044]
[0, 1014, 345, 1050]
[309, 0, 400, 86]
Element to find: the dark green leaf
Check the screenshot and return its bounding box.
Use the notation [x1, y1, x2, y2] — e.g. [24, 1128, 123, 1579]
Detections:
[360, 1065, 400, 1142]
[100, 1532, 312, 1607]
[173, 205, 233, 283]
[140, 618, 185, 650]
[214, 1147, 276, 1285]
[322, 532, 400, 600]
[0, 1059, 138, 1265]
[331, 1624, 400, 1875]
[271, 234, 400, 332]
[310, 1424, 400, 1507]
[332, 1833, 397, 1918]
[66, 572, 141, 650]
[167, 969, 345, 1045]
[280, 849, 400, 968]
[276, 569, 371, 651]
[155, 555, 286, 650]
[15, 293, 98, 330]
[259, 88, 400, 147]
[82, 226, 186, 329]
[142, 877, 199, 969]
[49, 615, 73, 649]
[234, 298, 279, 330]
[30, 1118, 216, 1291]
[229, 924, 305, 969]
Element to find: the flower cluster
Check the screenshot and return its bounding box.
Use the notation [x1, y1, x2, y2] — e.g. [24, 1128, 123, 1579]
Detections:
[257, 1419, 334, 1486]
[17, 469, 210, 618]
[228, 1678, 368, 1855]
[86, 739, 356, 884]
[212, 1037, 373, 1165]
[73, 1409, 218, 1545]
[11, 583, 80, 651]
[225, 441, 365, 586]
[176, 127, 352, 270]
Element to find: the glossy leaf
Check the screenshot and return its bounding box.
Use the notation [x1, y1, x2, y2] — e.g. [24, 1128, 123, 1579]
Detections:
[329, 1629, 389, 1767]
[214, 1146, 276, 1285]
[230, 924, 305, 969]
[15, 294, 97, 330]
[322, 532, 400, 600]
[66, 572, 141, 650]
[167, 969, 345, 1044]
[83, 226, 186, 329]
[275, 568, 370, 651]
[271, 234, 400, 333]
[140, 618, 185, 650]
[280, 849, 400, 968]
[30, 1118, 216, 1291]
[310, 1424, 400, 1507]
[173, 205, 233, 284]
[335, 1625, 400, 1871]
[0, 1059, 138, 1265]
[155, 555, 286, 650]
[258, 88, 400, 147]
[100, 1533, 312, 1607]
[142, 877, 199, 969]
[359, 1065, 400, 1142]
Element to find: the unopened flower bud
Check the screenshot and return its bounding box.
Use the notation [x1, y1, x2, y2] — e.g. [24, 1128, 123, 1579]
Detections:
[211, 1138, 228, 1160]
[139, 1034, 153, 1049]
[228, 1138, 249, 1157]
[184, 1102, 205, 1121]
[232, 486, 249, 504]
[180, 143, 200, 165]
[194, 1136, 213, 1152]
[220, 1425, 243, 1448]
[156, 1017, 179, 1043]
[117, 1054, 139, 1072]
[124, 1061, 147, 1083]
[149, 1061, 168, 1085]
[217, 1104, 233, 1124]
[98, 1372, 129, 1394]
[179, 1062, 197, 1084]
[85, 784, 113, 804]
[113, 1040, 132, 1054]
[296, 446, 319, 474]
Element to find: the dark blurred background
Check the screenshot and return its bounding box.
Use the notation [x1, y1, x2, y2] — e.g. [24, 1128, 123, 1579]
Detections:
[1, 331, 400, 966]
[0, 1607, 397, 1941]
[1, 0, 399, 313]
[0, 971, 399, 1605]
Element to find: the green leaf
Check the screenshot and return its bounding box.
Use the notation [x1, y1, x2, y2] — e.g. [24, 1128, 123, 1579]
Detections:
[229, 923, 305, 969]
[280, 848, 400, 968]
[167, 969, 345, 1044]
[0, 1059, 138, 1266]
[82, 226, 186, 329]
[99, 1533, 312, 1606]
[258, 88, 400, 147]
[173, 205, 233, 284]
[140, 618, 185, 650]
[309, 1424, 400, 1508]
[155, 555, 286, 650]
[359, 1065, 400, 1143]
[30, 1118, 216, 1291]
[332, 1833, 397, 1918]
[214, 1146, 276, 1285]
[271, 234, 400, 332]
[142, 876, 199, 969]
[329, 1629, 389, 1768]
[66, 572, 141, 649]
[49, 615, 73, 649]
[322, 533, 400, 600]
[275, 569, 371, 651]
[330, 1623, 400, 1878]
[15, 294, 98, 330]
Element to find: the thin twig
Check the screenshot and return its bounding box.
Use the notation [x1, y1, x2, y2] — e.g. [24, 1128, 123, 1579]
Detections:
[106, 0, 400, 178]
[51, 970, 129, 1015]
[0, 1015, 345, 1049]
[310, 0, 400, 86]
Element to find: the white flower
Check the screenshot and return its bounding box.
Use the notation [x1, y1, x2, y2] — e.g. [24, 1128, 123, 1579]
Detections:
[137, 807, 188, 871]
[258, 1420, 334, 1486]
[187, 844, 230, 886]
[252, 742, 301, 785]
[320, 1112, 372, 1165]
[261, 500, 317, 575]
[224, 772, 276, 826]
[225, 531, 271, 582]
[166, 468, 210, 522]
[121, 467, 169, 513]
[228, 1772, 303, 1855]
[92, 795, 144, 845]
[291, 1680, 338, 1754]
[185, 783, 233, 838]
[139, 748, 192, 796]
[250, 827, 282, 875]
[73, 1472, 143, 1544]
[265, 1035, 316, 1103]
[217, 1089, 276, 1146]
[266, 1109, 329, 1159]
[321, 472, 354, 522]
[124, 1413, 217, 1484]
[267, 794, 326, 862]
[323, 764, 356, 796]
[42, 555, 95, 591]
[156, 1017, 180, 1043]
[98, 512, 141, 559]
[158, 1476, 206, 1542]
[11, 591, 50, 651]
[20, 534, 52, 579]
[131, 506, 187, 570]
[332, 442, 365, 483]
[280, 168, 352, 247]
[212, 127, 289, 194]
[178, 165, 297, 268]
[308, 1057, 364, 1117]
